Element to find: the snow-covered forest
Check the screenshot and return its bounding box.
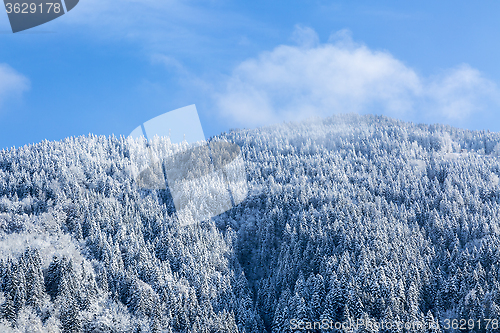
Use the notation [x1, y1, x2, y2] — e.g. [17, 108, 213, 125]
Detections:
[2, 114, 500, 332]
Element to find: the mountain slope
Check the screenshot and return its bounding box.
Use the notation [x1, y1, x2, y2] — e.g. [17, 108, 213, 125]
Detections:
[1, 114, 500, 332]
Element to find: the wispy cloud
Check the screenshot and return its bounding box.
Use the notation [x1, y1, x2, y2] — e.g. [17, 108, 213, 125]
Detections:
[151, 54, 188, 75]
[215, 26, 500, 127]
[424, 64, 499, 120]
[61, 0, 266, 57]
[0, 64, 30, 112]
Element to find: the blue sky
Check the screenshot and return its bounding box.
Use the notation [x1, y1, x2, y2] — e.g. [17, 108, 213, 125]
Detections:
[1, 0, 500, 150]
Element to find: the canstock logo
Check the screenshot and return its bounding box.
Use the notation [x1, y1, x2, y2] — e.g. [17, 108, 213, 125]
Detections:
[130, 105, 248, 227]
[3, 0, 79, 33]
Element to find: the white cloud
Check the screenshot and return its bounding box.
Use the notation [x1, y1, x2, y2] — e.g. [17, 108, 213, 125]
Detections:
[0, 64, 30, 111]
[425, 64, 499, 120]
[291, 25, 320, 49]
[215, 26, 500, 127]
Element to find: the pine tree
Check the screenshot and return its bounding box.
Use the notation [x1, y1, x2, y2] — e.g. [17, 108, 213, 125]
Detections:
[23, 248, 45, 311]
[1, 260, 26, 322]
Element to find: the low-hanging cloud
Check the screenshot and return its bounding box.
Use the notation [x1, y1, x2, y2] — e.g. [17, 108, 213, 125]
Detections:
[215, 26, 500, 127]
[425, 64, 499, 120]
[0, 64, 30, 112]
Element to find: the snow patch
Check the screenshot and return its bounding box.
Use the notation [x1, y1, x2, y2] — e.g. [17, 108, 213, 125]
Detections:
[0, 231, 84, 269]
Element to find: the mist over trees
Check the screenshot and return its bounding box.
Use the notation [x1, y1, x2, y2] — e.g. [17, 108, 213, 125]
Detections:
[1, 114, 500, 332]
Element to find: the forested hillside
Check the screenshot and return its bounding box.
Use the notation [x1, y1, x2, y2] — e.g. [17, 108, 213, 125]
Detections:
[2, 114, 500, 332]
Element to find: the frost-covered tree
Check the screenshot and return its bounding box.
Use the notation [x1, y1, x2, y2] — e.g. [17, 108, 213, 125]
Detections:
[2, 114, 500, 331]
